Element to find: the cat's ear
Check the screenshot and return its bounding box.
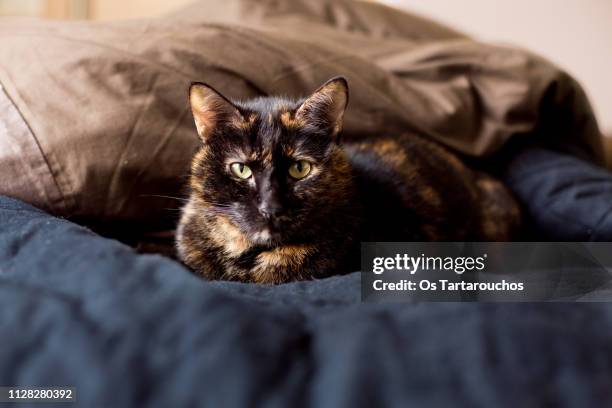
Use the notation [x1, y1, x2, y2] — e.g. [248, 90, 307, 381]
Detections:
[189, 82, 243, 141]
[295, 76, 349, 138]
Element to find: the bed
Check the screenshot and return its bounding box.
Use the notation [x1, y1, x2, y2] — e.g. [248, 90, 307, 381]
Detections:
[1, 195, 612, 407]
[1, 0, 612, 406]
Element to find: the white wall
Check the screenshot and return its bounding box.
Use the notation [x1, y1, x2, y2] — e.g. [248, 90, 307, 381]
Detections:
[89, 0, 192, 20]
[0, 0, 44, 15]
[382, 0, 612, 135]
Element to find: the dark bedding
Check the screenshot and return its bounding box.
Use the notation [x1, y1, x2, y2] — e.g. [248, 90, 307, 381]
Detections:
[503, 147, 612, 241]
[1, 194, 612, 408]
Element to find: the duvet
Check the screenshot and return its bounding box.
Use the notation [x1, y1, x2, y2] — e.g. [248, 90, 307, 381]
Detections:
[1, 193, 612, 407]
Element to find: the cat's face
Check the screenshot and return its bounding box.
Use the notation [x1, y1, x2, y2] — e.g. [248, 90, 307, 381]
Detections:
[186, 77, 351, 246]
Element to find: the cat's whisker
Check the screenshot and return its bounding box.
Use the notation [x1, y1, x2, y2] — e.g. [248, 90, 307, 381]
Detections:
[140, 194, 189, 203]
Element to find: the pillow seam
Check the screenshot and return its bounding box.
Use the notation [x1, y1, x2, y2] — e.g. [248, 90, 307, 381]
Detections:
[0, 73, 74, 216]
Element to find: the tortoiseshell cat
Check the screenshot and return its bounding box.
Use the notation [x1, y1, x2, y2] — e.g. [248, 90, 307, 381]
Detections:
[176, 77, 521, 284]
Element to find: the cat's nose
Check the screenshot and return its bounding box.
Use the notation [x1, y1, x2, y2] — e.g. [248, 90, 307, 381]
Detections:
[258, 201, 282, 220]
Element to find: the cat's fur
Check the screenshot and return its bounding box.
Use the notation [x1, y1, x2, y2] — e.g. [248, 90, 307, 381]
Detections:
[176, 77, 521, 284]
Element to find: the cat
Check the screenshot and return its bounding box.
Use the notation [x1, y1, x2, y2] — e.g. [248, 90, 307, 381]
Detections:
[176, 77, 521, 284]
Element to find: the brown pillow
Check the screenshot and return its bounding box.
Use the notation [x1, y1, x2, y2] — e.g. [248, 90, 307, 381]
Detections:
[0, 0, 603, 234]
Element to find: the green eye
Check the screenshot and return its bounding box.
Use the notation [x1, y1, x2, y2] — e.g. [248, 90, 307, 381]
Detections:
[230, 162, 252, 179]
[288, 160, 312, 179]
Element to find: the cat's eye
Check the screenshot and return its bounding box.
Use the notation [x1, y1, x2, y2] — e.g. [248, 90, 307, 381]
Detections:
[230, 162, 252, 179]
[288, 160, 312, 179]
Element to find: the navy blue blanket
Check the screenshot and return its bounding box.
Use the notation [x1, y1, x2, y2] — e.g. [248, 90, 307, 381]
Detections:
[1, 194, 612, 407]
[503, 147, 612, 241]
